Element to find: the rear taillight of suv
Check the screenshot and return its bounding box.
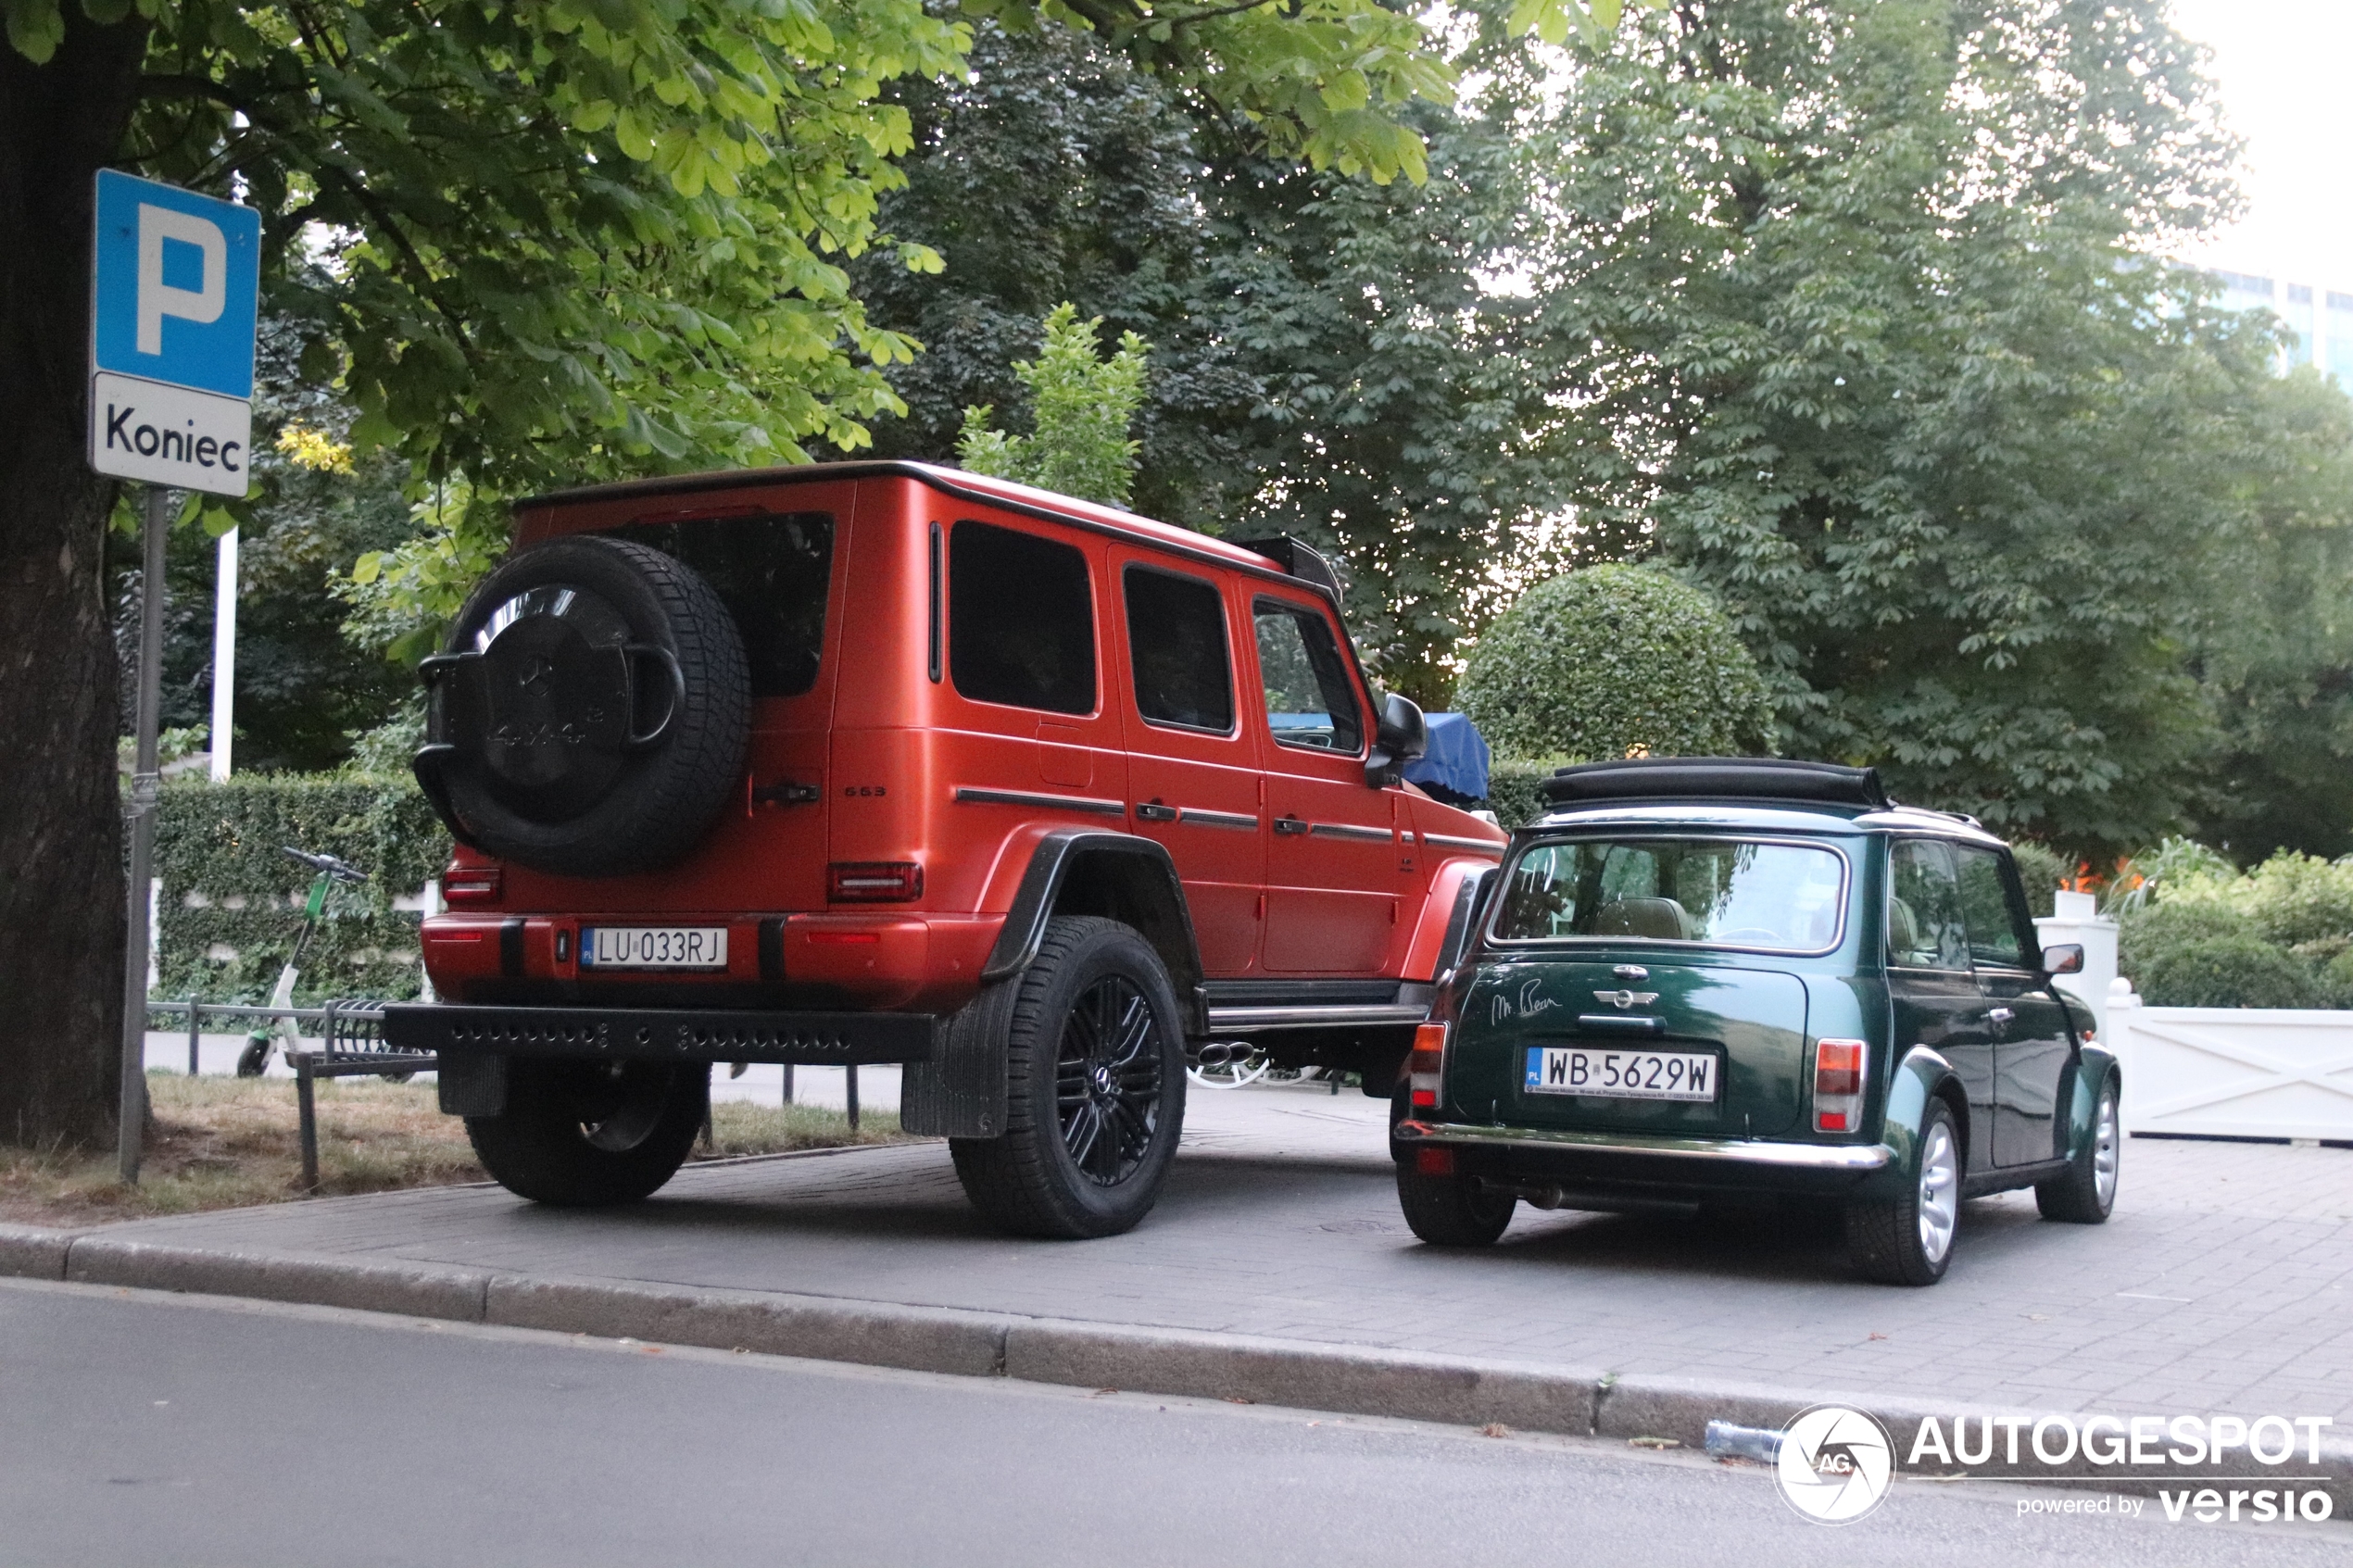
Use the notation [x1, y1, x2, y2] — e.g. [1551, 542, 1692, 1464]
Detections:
[827, 861, 925, 902]
[1407, 1022, 1447, 1112]
[443, 865, 502, 905]
[1814, 1038, 1867, 1132]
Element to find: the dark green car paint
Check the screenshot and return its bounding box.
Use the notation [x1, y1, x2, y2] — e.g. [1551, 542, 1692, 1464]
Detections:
[1411, 802, 2120, 1212]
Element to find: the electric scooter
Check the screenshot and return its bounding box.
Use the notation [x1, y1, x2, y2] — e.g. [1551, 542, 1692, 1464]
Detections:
[234, 847, 368, 1078]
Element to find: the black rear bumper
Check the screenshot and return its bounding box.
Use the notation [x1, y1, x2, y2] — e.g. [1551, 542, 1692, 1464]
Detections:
[382, 1003, 937, 1065]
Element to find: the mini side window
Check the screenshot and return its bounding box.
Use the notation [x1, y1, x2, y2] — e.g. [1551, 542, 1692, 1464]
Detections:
[1125, 567, 1234, 733]
[1887, 840, 1971, 971]
[1252, 598, 1363, 754]
[950, 520, 1096, 716]
[1954, 846, 2031, 968]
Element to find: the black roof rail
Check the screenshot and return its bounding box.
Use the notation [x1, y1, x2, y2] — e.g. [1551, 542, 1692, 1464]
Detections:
[1541, 757, 1894, 811]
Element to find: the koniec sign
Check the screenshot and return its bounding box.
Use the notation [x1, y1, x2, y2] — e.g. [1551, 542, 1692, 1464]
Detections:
[87, 169, 260, 497]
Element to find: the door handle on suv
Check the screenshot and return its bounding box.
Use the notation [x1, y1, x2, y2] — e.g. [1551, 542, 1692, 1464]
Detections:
[1273, 815, 1309, 836]
[1988, 1006, 2015, 1025]
[1135, 801, 1178, 822]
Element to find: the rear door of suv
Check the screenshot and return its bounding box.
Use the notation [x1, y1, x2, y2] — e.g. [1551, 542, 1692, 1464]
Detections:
[1110, 549, 1264, 976]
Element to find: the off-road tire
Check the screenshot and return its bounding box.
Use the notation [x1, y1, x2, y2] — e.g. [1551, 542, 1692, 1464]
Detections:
[465, 1058, 707, 1207]
[2035, 1072, 2120, 1223]
[1395, 1162, 1516, 1247]
[422, 534, 750, 878]
[948, 917, 1187, 1239]
[1846, 1098, 1960, 1286]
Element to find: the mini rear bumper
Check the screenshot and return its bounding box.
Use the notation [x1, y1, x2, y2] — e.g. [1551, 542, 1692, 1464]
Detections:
[382, 1003, 937, 1066]
[1392, 1118, 1893, 1193]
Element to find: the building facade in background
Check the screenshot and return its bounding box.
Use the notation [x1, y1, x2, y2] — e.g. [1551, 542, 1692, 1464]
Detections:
[2214, 268, 2353, 382]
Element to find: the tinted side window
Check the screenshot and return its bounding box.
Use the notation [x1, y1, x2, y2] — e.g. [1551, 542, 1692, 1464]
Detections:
[1252, 599, 1363, 753]
[1125, 567, 1234, 732]
[1887, 840, 1971, 971]
[950, 521, 1096, 715]
[1955, 846, 2029, 968]
[606, 512, 832, 697]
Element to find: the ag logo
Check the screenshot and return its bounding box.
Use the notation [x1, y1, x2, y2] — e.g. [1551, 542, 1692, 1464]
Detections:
[1776, 1405, 1894, 1524]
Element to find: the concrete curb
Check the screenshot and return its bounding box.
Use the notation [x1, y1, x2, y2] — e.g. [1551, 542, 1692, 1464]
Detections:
[0, 1222, 81, 1281]
[1003, 1319, 1601, 1434]
[6, 1220, 2347, 1511]
[484, 1274, 1008, 1378]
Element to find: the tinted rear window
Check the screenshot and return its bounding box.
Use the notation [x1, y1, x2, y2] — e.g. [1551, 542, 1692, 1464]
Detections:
[1126, 567, 1234, 732]
[1493, 836, 1848, 952]
[951, 520, 1097, 715]
[606, 512, 833, 697]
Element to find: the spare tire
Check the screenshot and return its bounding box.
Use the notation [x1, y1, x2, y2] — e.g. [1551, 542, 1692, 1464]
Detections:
[413, 533, 750, 878]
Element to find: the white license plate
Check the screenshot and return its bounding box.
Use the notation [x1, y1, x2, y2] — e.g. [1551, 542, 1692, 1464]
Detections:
[580, 926, 729, 970]
[1525, 1046, 1717, 1102]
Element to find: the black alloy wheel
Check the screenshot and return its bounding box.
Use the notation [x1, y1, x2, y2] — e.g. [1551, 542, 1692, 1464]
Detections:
[948, 916, 1188, 1239]
[1054, 975, 1164, 1187]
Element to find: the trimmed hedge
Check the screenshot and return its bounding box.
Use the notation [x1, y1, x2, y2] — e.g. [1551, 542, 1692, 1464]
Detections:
[2134, 936, 2323, 1010]
[150, 774, 450, 1006]
[1455, 565, 1773, 763]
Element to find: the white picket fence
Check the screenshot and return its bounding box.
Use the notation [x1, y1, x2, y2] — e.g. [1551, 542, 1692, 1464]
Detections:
[2036, 891, 2353, 1142]
[2107, 984, 2353, 1142]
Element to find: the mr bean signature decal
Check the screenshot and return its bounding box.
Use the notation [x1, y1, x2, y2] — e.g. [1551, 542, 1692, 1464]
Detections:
[1490, 978, 1564, 1024]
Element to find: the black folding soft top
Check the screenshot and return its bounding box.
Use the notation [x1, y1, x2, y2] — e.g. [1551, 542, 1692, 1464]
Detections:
[1540, 757, 1894, 811]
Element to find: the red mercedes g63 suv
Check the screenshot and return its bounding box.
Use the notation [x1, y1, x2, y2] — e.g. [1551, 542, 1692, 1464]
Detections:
[385, 461, 1506, 1236]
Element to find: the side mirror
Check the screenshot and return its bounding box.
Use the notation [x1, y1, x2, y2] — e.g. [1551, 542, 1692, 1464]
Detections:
[2043, 943, 2084, 975]
[1366, 693, 1427, 786]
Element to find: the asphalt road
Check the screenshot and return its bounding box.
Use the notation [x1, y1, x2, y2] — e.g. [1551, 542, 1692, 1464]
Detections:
[0, 1279, 2335, 1568]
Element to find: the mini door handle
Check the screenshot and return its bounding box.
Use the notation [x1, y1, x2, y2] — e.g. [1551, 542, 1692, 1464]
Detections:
[1273, 816, 1309, 836]
[1988, 1007, 2015, 1024]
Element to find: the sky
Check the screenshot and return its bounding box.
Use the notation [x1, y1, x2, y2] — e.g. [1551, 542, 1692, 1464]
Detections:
[2168, 0, 2353, 286]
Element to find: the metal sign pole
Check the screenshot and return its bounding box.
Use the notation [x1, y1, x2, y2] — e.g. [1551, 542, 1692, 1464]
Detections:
[119, 484, 170, 1183]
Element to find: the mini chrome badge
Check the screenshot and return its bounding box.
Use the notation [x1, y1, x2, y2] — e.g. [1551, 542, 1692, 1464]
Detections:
[1596, 989, 1660, 1010]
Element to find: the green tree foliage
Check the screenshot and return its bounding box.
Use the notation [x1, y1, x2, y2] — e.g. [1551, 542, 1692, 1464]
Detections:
[858, 17, 1571, 706]
[2177, 370, 2353, 860]
[955, 303, 1150, 507]
[1454, 564, 1772, 762]
[1511, 0, 2346, 859]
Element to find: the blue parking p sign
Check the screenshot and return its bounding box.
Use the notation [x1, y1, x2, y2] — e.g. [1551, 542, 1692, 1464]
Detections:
[92, 169, 260, 397]
[89, 170, 261, 496]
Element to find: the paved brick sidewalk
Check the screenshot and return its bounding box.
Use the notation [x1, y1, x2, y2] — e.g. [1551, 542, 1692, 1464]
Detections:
[79, 1088, 2353, 1422]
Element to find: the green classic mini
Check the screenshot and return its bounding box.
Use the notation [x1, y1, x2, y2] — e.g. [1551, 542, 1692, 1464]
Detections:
[1390, 758, 2120, 1286]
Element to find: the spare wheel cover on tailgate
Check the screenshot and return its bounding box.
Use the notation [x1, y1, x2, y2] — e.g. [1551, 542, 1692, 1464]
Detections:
[414, 533, 750, 877]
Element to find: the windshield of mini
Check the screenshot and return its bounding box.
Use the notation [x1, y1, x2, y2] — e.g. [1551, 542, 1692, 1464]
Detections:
[1491, 835, 1848, 953]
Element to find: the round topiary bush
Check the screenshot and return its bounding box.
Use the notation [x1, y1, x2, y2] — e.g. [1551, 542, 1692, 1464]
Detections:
[2134, 936, 2322, 1010]
[1455, 564, 1773, 761]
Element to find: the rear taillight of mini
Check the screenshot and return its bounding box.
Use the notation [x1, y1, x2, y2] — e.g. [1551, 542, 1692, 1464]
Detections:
[827, 861, 925, 903]
[442, 865, 503, 905]
[1407, 1022, 1448, 1112]
[1814, 1038, 1867, 1133]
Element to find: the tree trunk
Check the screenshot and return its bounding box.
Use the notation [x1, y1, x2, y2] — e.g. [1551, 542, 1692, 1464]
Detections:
[0, 10, 153, 1149]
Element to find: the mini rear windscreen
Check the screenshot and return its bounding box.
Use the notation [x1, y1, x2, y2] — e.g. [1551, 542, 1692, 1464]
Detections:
[603, 512, 833, 697]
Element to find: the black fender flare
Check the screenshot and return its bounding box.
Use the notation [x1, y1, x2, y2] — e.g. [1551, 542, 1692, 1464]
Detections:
[980, 830, 1207, 1036]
